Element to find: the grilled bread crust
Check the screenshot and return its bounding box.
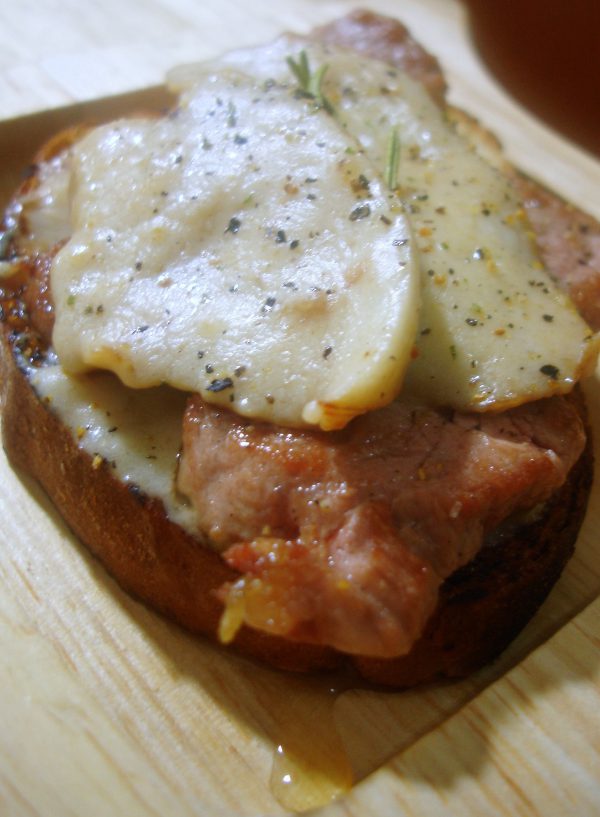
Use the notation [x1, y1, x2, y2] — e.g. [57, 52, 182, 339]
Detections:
[0, 10, 595, 686]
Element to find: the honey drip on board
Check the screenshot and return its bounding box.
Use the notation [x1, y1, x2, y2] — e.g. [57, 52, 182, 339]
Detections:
[263, 670, 479, 812]
[267, 677, 354, 812]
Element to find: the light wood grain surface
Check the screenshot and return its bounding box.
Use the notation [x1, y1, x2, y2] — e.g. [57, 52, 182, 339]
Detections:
[1, 2, 599, 816]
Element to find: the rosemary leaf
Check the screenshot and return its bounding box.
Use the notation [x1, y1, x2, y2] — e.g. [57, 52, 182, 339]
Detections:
[286, 52, 309, 89]
[287, 50, 334, 115]
[386, 128, 401, 191]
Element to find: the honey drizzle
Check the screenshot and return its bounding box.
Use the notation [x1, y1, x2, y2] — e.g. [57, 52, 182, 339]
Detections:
[267, 676, 353, 812]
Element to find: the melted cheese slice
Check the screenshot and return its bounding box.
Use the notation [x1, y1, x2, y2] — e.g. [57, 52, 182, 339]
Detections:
[51, 67, 418, 430]
[212, 39, 599, 410]
[321, 47, 599, 409]
[50, 40, 598, 425]
[27, 360, 201, 537]
[11, 153, 72, 254]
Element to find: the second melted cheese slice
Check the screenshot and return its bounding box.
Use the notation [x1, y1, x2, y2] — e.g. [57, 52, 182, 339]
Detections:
[51, 67, 417, 430]
[215, 39, 598, 412]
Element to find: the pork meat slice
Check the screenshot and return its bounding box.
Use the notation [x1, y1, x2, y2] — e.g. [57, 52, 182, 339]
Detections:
[512, 175, 600, 330]
[178, 394, 585, 657]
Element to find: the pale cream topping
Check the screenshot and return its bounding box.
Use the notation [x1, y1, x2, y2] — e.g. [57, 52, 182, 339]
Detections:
[214, 38, 599, 411]
[50, 63, 418, 430]
[29, 362, 200, 536]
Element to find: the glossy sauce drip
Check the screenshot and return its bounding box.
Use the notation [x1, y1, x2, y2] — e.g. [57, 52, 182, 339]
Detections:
[268, 678, 353, 811]
[262, 663, 495, 812]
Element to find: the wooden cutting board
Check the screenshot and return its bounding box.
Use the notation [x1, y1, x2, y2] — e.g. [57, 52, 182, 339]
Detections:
[1, 1, 599, 815]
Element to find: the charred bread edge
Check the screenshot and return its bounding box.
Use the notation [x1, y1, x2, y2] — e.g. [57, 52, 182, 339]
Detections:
[0, 333, 592, 686]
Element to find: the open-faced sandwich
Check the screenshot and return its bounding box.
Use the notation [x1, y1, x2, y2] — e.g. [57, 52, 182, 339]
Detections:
[1, 11, 599, 686]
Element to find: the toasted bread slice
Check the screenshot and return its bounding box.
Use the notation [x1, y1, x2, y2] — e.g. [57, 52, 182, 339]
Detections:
[0, 330, 592, 685]
[0, 10, 596, 686]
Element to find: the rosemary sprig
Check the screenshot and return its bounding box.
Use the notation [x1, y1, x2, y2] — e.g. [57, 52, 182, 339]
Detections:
[386, 128, 401, 191]
[286, 50, 311, 90]
[286, 50, 334, 115]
